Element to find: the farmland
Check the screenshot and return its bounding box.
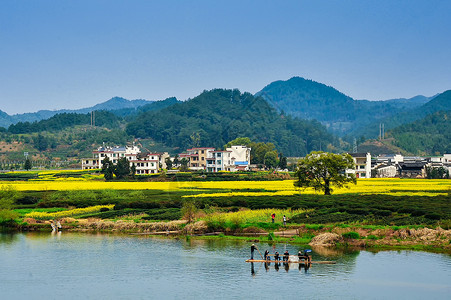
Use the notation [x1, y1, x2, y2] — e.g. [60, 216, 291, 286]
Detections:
[1, 170, 450, 251]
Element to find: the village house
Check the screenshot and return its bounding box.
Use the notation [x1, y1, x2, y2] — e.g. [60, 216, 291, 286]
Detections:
[179, 147, 215, 170]
[347, 152, 372, 178]
[81, 144, 168, 174]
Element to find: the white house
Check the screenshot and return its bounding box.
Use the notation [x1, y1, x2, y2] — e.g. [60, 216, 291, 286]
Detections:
[81, 144, 168, 174]
[204, 145, 251, 172]
[347, 152, 371, 178]
[226, 145, 251, 171]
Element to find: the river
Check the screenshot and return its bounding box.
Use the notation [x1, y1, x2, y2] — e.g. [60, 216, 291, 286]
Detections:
[1, 232, 450, 299]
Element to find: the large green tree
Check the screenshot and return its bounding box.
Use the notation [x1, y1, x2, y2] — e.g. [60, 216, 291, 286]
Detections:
[294, 151, 356, 195]
[101, 157, 115, 180]
[264, 150, 278, 169]
[24, 158, 32, 171]
[114, 157, 130, 179]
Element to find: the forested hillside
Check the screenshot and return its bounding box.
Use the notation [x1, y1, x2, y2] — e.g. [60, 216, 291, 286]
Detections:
[353, 90, 451, 139]
[387, 111, 451, 155]
[126, 89, 336, 156]
[257, 77, 432, 136]
[7, 111, 122, 134]
[0, 97, 156, 128]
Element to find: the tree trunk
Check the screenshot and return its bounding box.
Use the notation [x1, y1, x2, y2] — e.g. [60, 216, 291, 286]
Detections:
[324, 179, 331, 195]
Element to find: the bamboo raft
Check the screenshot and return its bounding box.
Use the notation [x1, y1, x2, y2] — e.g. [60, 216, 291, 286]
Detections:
[245, 259, 336, 264]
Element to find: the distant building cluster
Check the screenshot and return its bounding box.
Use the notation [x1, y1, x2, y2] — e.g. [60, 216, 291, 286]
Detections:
[372, 154, 451, 178]
[82, 145, 450, 178]
[346, 153, 451, 179]
[81, 144, 169, 174]
[179, 146, 251, 172]
[81, 144, 251, 174]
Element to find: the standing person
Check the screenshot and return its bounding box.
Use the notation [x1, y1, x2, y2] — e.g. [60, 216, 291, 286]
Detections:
[283, 250, 289, 262]
[56, 220, 62, 231]
[250, 244, 256, 260]
[271, 213, 275, 223]
[274, 251, 280, 261]
[283, 215, 287, 226]
[264, 250, 269, 261]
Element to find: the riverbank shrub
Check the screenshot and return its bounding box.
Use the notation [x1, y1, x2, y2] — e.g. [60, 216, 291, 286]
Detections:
[342, 231, 360, 239]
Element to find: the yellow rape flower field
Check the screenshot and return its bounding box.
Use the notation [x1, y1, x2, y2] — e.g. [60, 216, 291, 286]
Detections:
[1, 178, 449, 196]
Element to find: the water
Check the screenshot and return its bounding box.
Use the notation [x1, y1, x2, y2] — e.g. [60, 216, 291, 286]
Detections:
[1, 232, 451, 300]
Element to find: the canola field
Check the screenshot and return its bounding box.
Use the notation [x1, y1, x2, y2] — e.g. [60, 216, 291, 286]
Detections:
[0, 176, 449, 197]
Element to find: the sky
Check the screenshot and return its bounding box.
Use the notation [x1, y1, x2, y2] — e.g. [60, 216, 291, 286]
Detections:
[1, 0, 451, 114]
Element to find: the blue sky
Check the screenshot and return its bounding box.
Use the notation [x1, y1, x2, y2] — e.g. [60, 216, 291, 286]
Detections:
[1, 0, 450, 114]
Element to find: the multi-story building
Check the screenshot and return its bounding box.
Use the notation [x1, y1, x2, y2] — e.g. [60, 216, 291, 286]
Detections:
[206, 150, 232, 172]
[205, 145, 251, 172]
[182, 147, 215, 170]
[347, 152, 371, 178]
[81, 144, 168, 174]
[226, 145, 251, 171]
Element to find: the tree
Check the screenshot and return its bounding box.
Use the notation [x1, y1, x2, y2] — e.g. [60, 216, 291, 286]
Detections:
[0, 185, 20, 210]
[24, 158, 32, 171]
[165, 157, 173, 170]
[101, 157, 114, 180]
[33, 134, 48, 151]
[180, 158, 189, 172]
[278, 153, 287, 170]
[114, 157, 130, 179]
[173, 154, 179, 166]
[181, 200, 197, 223]
[224, 137, 252, 149]
[264, 150, 278, 169]
[294, 151, 356, 195]
[0, 185, 20, 226]
[130, 163, 136, 179]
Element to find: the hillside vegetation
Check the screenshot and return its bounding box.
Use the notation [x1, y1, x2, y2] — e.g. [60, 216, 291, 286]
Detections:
[388, 111, 451, 155]
[126, 89, 336, 157]
[257, 76, 434, 136]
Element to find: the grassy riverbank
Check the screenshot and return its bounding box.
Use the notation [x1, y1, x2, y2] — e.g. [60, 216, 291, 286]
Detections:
[1, 171, 450, 252]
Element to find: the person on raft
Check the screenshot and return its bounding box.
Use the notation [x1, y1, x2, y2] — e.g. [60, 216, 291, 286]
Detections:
[298, 250, 312, 263]
[274, 251, 280, 261]
[250, 244, 256, 260]
[264, 250, 270, 261]
[283, 250, 289, 262]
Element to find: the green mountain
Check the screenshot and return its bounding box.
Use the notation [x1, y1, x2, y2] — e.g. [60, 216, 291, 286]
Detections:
[126, 89, 336, 156]
[256, 77, 433, 136]
[387, 110, 451, 155]
[354, 90, 451, 139]
[7, 111, 122, 134]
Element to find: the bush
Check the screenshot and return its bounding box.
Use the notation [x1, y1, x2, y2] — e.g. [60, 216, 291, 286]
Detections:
[342, 231, 360, 239]
[0, 209, 19, 226]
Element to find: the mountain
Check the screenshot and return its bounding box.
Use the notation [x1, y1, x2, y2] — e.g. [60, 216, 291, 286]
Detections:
[354, 90, 450, 138]
[126, 89, 336, 156]
[0, 97, 156, 128]
[387, 110, 451, 155]
[256, 77, 433, 136]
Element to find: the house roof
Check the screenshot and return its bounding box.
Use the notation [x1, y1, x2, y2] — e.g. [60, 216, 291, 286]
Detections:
[349, 153, 368, 158]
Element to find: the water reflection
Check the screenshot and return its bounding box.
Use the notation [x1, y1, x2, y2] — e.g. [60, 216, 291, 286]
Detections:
[0, 232, 18, 244]
[1, 232, 450, 300]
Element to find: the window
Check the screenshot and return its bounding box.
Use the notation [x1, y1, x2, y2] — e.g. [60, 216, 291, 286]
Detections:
[217, 160, 222, 165]
[201, 157, 204, 160]
[217, 153, 221, 157]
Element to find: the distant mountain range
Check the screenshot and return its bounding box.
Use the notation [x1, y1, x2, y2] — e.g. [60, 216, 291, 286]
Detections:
[0, 97, 170, 128]
[1, 76, 449, 156]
